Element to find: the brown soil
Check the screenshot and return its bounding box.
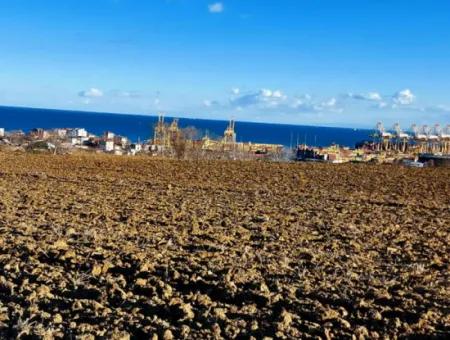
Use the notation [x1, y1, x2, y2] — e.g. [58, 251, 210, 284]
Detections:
[0, 152, 449, 339]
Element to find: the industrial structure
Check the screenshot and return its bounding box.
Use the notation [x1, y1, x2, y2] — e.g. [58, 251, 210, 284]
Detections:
[373, 122, 450, 154]
[153, 115, 182, 148]
[223, 119, 237, 144]
[151, 115, 284, 159]
[295, 121, 450, 166]
[200, 118, 283, 157]
[2, 117, 448, 165]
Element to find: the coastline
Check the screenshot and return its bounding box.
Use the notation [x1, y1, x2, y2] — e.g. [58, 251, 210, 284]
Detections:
[0, 105, 371, 147]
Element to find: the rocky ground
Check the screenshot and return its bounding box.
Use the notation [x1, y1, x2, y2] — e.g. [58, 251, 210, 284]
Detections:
[0, 152, 448, 339]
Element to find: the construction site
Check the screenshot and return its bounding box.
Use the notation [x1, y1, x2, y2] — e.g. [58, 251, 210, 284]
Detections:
[151, 115, 284, 160]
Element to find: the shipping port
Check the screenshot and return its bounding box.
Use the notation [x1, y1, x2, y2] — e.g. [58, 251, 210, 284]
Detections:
[0, 119, 449, 166]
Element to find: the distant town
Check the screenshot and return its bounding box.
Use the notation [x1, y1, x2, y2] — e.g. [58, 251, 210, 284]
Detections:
[0, 118, 449, 167]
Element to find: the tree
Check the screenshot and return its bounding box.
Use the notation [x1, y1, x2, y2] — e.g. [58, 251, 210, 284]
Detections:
[172, 133, 186, 159]
[182, 126, 199, 141]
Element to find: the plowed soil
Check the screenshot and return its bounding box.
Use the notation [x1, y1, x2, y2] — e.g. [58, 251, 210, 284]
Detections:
[0, 152, 449, 339]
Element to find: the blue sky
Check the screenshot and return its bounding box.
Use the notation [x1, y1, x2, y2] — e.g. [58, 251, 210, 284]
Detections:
[0, 0, 449, 128]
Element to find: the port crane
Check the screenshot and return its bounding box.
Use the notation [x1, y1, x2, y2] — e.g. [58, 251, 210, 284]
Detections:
[373, 122, 450, 155]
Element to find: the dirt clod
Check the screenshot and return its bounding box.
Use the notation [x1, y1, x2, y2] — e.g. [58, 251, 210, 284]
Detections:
[0, 152, 448, 338]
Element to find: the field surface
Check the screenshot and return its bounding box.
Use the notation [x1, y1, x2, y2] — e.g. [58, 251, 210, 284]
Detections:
[0, 152, 449, 339]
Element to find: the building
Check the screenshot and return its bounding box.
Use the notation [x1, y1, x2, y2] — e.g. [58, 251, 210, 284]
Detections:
[103, 131, 115, 140]
[67, 128, 89, 146]
[0, 128, 4, 138]
[52, 128, 67, 138]
[114, 135, 128, 146]
[128, 143, 142, 155]
[296, 146, 325, 161]
[67, 128, 87, 138]
[29, 128, 49, 140]
[67, 128, 88, 138]
[99, 140, 115, 152]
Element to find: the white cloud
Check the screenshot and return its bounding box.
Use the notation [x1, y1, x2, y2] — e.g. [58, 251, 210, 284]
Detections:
[225, 89, 343, 114]
[203, 99, 220, 107]
[321, 97, 337, 108]
[291, 95, 339, 112]
[111, 90, 141, 98]
[367, 92, 382, 101]
[230, 88, 287, 109]
[347, 91, 382, 102]
[260, 89, 273, 97]
[272, 90, 285, 99]
[291, 98, 305, 109]
[291, 96, 317, 112]
[393, 89, 415, 105]
[201, 87, 441, 119]
[347, 89, 416, 109]
[311, 97, 342, 113]
[78, 88, 103, 98]
[294, 94, 311, 105]
[208, 2, 224, 13]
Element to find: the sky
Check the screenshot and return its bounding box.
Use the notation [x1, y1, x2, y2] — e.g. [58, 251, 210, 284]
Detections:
[0, 0, 449, 128]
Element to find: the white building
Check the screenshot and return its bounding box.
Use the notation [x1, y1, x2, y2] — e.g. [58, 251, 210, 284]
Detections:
[68, 128, 88, 138]
[53, 129, 67, 138]
[100, 140, 115, 152]
[114, 135, 128, 146]
[0, 128, 4, 137]
[128, 143, 142, 155]
[104, 131, 115, 140]
[70, 137, 89, 146]
[131, 143, 142, 152]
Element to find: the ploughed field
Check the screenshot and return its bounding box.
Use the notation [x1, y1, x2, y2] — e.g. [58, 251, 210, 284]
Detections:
[0, 152, 449, 339]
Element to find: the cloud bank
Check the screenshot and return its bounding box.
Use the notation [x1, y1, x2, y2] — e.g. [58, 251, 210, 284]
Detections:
[346, 88, 416, 109]
[203, 88, 341, 115]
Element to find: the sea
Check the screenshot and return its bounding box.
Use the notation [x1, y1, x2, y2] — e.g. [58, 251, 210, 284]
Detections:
[0, 106, 372, 148]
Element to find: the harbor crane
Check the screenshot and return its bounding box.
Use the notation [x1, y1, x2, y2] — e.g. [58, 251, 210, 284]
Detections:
[393, 123, 409, 152]
[375, 122, 392, 151]
[373, 122, 449, 155]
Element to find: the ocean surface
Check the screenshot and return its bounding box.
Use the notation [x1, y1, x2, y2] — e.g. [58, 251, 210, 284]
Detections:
[0, 106, 372, 147]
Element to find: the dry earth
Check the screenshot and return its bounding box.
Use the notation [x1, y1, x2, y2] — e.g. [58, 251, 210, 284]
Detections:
[0, 152, 449, 339]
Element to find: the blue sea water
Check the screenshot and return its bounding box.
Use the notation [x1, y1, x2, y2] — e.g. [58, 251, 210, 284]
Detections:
[0, 106, 372, 147]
